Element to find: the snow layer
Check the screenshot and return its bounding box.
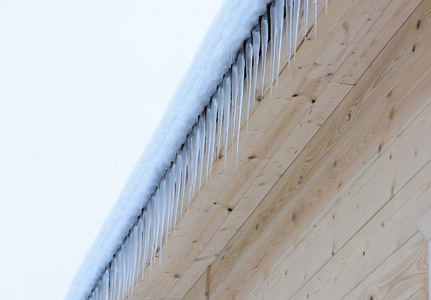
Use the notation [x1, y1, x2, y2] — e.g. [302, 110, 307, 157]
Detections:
[66, 1, 272, 299]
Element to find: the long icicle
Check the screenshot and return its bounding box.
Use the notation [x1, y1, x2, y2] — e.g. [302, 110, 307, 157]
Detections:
[260, 16, 268, 96]
[205, 105, 212, 181]
[275, 0, 284, 88]
[186, 135, 193, 210]
[173, 155, 181, 233]
[149, 200, 155, 278]
[205, 101, 213, 178]
[286, 0, 293, 68]
[180, 144, 187, 215]
[192, 125, 200, 195]
[143, 203, 151, 279]
[117, 250, 122, 300]
[294, 0, 302, 59]
[165, 169, 173, 245]
[231, 63, 239, 165]
[314, 0, 317, 37]
[252, 28, 260, 104]
[198, 113, 206, 190]
[236, 51, 245, 170]
[153, 198, 159, 272]
[304, 0, 309, 42]
[270, 2, 277, 95]
[216, 85, 224, 162]
[223, 74, 231, 171]
[137, 217, 143, 279]
[104, 269, 109, 300]
[245, 40, 253, 128]
[209, 98, 218, 175]
[130, 225, 138, 296]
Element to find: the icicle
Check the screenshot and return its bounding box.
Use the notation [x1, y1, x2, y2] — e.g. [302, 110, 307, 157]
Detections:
[114, 256, 119, 300]
[209, 98, 218, 175]
[245, 40, 253, 127]
[124, 239, 130, 298]
[180, 144, 188, 214]
[252, 28, 260, 104]
[159, 179, 167, 266]
[122, 246, 127, 299]
[275, 0, 284, 88]
[124, 245, 129, 298]
[198, 114, 206, 190]
[186, 135, 193, 210]
[137, 218, 143, 279]
[270, 3, 277, 94]
[165, 170, 173, 245]
[127, 236, 133, 297]
[285, 0, 293, 68]
[122, 242, 127, 299]
[204, 109, 211, 181]
[216, 85, 224, 159]
[109, 258, 115, 300]
[151, 194, 158, 271]
[124, 237, 130, 297]
[192, 125, 200, 195]
[326, 0, 328, 14]
[144, 203, 152, 279]
[118, 250, 122, 300]
[104, 270, 109, 300]
[231, 63, 239, 155]
[294, 0, 302, 59]
[260, 16, 268, 95]
[236, 51, 245, 170]
[130, 231, 135, 296]
[117, 251, 122, 300]
[117, 250, 123, 299]
[223, 74, 231, 171]
[314, 0, 317, 37]
[168, 167, 175, 237]
[304, 0, 309, 41]
[132, 227, 138, 294]
[174, 155, 181, 232]
[117, 250, 122, 300]
[205, 103, 213, 179]
[130, 225, 138, 296]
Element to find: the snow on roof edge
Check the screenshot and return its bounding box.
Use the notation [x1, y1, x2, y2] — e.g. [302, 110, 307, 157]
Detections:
[66, 1, 272, 299]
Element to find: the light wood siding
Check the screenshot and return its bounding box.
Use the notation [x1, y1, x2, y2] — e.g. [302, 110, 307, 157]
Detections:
[129, 0, 431, 298]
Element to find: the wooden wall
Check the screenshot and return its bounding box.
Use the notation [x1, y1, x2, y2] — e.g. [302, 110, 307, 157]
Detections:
[130, 0, 431, 298]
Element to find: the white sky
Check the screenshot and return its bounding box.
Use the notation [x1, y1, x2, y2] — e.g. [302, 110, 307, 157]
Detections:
[0, 0, 223, 299]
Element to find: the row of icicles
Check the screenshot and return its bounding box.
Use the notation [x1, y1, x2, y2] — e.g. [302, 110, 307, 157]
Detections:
[87, 0, 327, 299]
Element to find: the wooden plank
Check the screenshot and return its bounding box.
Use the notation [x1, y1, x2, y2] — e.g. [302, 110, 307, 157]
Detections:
[207, 2, 431, 298]
[248, 93, 431, 299]
[267, 102, 431, 299]
[333, 0, 422, 84]
[344, 233, 428, 299]
[410, 284, 430, 300]
[166, 82, 349, 299]
[205, 266, 209, 300]
[416, 208, 431, 241]
[305, 0, 416, 81]
[183, 273, 205, 300]
[289, 161, 431, 299]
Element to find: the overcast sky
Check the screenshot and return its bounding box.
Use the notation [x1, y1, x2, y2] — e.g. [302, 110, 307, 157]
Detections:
[0, 0, 223, 299]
